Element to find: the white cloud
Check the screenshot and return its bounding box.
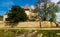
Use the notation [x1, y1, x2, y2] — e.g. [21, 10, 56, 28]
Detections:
[51, 0, 60, 3]
[56, 12, 60, 22]
[56, 12, 60, 15]
[30, 5, 35, 9]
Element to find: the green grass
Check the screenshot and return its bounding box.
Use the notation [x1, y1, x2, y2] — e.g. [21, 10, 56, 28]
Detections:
[0, 29, 25, 37]
[0, 29, 60, 37]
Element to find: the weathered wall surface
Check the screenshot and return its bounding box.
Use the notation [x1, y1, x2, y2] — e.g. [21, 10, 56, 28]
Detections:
[0, 21, 57, 28]
[0, 21, 5, 28]
[16, 21, 40, 28]
[41, 21, 56, 28]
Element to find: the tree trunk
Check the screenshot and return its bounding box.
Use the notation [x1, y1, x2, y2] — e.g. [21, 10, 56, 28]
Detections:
[40, 20, 41, 28]
[50, 22, 52, 28]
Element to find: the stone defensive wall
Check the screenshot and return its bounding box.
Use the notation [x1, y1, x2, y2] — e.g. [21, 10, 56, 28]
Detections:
[0, 21, 57, 28]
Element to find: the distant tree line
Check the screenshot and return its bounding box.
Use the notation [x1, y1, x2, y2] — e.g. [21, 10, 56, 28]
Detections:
[0, 16, 3, 21]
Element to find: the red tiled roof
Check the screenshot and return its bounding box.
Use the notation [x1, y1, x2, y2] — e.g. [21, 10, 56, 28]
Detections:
[24, 5, 30, 10]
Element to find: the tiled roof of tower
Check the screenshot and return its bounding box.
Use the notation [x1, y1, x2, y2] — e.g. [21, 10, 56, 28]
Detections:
[24, 5, 30, 10]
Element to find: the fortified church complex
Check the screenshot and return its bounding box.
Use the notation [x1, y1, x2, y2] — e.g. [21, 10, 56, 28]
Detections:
[2, 0, 60, 28]
[3, 5, 37, 22]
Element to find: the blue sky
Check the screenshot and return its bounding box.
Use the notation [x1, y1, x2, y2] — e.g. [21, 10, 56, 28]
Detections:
[0, 0, 60, 22]
[0, 0, 60, 15]
[0, 0, 38, 15]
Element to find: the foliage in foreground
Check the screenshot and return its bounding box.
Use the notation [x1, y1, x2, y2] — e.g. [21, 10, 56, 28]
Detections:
[0, 29, 60, 37]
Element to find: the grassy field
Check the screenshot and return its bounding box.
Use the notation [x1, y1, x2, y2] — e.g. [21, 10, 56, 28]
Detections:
[0, 29, 60, 37]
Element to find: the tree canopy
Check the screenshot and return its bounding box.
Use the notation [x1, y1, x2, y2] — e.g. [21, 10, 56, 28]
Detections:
[34, 2, 58, 22]
[7, 5, 28, 23]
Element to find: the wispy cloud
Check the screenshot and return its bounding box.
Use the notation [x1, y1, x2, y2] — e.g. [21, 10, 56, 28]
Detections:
[51, 0, 60, 3]
[2, 1, 14, 7]
[0, 11, 6, 16]
[30, 5, 35, 9]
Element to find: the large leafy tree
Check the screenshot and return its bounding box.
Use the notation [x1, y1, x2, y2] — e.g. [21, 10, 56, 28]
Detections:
[34, 0, 58, 27]
[6, 5, 28, 27]
[48, 4, 58, 22]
